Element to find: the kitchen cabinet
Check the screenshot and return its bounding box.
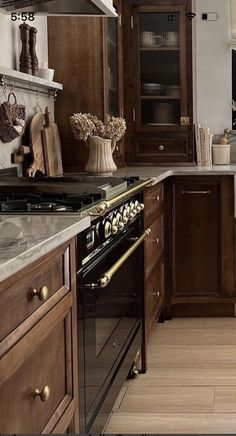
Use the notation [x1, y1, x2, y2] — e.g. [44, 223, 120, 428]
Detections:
[168, 176, 236, 317]
[48, 0, 125, 172]
[0, 240, 79, 434]
[123, 0, 194, 164]
[144, 182, 165, 338]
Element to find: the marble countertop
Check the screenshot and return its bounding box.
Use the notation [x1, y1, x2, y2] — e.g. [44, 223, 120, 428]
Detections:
[0, 215, 90, 283]
[116, 165, 236, 182]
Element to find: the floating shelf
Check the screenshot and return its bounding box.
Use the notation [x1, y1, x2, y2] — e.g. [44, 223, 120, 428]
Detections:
[141, 95, 180, 100]
[140, 47, 180, 51]
[0, 65, 63, 99]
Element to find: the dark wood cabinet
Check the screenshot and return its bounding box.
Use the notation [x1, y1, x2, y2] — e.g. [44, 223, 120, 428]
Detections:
[168, 176, 236, 316]
[144, 182, 165, 338]
[0, 240, 79, 434]
[48, 0, 125, 172]
[123, 0, 194, 164]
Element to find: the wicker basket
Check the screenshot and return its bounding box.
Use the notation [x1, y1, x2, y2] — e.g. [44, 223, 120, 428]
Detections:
[0, 92, 26, 143]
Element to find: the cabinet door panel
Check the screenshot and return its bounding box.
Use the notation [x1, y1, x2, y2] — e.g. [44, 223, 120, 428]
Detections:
[173, 181, 220, 295]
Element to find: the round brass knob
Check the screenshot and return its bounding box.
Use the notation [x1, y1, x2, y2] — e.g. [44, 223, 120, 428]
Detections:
[118, 221, 125, 231]
[112, 225, 118, 235]
[153, 291, 160, 299]
[159, 145, 164, 151]
[28, 286, 49, 302]
[112, 341, 118, 349]
[153, 238, 159, 246]
[153, 195, 160, 203]
[33, 386, 50, 402]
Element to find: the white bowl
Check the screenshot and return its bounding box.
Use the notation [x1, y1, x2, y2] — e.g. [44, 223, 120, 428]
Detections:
[38, 68, 55, 81]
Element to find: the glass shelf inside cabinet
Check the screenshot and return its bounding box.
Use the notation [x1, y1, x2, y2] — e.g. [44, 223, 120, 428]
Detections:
[139, 12, 180, 125]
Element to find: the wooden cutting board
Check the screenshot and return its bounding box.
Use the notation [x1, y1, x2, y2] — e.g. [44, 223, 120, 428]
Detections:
[27, 113, 46, 177]
[42, 107, 63, 177]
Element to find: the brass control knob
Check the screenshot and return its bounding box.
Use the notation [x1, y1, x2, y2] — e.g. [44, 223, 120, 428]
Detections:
[129, 212, 135, 220]
[118, 221, 125, 231]
[104, 221, 112, 239]
[139, 203, 145, 211]
[33, 386, 50, 402]
[112, 225, 118, 235]
[28, 286, 49, 302]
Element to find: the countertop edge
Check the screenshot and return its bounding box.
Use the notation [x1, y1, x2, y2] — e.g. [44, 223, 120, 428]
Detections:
[0, 216, 90, 283]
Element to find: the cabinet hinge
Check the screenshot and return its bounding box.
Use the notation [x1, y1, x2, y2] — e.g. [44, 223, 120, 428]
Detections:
[181, 116, 190, 126]
[118, 13, 122, 27]
[132, 108, 136, 123]
[131, 15, 134, 29]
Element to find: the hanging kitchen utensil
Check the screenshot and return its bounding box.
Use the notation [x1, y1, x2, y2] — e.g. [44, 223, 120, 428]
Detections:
[27, 112, 46, 177]
[0, 92, 26, 143]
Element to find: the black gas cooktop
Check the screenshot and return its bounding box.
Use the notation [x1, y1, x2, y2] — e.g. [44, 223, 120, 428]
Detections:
[0, 176, 140, 213]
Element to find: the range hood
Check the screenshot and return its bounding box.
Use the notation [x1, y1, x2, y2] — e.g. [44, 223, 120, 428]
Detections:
[0, 0, 117, 17]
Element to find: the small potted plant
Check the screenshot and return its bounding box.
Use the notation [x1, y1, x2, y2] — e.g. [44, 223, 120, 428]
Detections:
[70, 113, 126, 175]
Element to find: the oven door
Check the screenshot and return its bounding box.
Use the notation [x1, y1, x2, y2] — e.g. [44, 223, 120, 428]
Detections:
[78, 219, 145, 419]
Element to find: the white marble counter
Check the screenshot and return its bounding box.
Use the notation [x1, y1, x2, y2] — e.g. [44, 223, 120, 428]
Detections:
[116, 165, 236, 182]
[0, 215, 90, 282]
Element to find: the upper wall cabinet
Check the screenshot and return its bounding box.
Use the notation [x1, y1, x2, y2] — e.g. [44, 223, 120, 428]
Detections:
[123, 0, 194, 165]
[48, 0, 124, 172]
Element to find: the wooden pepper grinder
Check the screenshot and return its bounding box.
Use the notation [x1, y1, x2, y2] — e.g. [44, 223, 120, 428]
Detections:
[19, 23, 32, 75]
[29, 26, 39, 76]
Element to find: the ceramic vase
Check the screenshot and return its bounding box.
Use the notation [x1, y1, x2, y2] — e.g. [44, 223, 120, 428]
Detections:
[85, 136, 117, 176]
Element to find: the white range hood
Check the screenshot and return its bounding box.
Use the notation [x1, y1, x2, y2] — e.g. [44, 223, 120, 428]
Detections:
[0, 0, 117, 17]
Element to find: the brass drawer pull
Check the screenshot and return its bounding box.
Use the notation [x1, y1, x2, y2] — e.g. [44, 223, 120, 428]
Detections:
[33, 386, 50, 402]
[153, 195, 160, 203]
[28, 286, 49, 302]
[153, 291, 160, 299]
[182, 190, 211, 195]
[159, 145, 164, 151]
[153, 238, 159, 246]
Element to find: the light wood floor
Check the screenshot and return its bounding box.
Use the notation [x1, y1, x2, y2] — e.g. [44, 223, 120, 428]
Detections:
[105, 318, 236, 434]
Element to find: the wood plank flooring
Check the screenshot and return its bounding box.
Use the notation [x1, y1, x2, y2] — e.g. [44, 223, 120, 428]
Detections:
[105, 318, 236, 434]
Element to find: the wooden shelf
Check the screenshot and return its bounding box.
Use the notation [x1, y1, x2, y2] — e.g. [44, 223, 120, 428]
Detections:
[141, 95, 180, 100]
[140, 47, 180, 51]
[0, 65, 63, 97]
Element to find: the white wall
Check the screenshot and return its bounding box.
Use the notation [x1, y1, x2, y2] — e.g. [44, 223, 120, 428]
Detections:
[195, 0, 231, 134]
[0, 12, 53, 174]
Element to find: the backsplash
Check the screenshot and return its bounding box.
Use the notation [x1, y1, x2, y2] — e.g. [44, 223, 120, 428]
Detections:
[0, 13, 53, 175]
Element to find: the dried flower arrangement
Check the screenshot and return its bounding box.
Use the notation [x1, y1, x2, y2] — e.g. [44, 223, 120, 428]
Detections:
[70, 113, 126, 144]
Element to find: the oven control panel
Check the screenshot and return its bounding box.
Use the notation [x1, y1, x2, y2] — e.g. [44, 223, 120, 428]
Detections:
[96, 199, 144, 241]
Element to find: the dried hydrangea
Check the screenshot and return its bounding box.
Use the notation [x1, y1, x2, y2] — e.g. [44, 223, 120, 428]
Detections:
[103, 117, 126, 142]
[87, 114, 105, 137]
[70, 113, 95, 142]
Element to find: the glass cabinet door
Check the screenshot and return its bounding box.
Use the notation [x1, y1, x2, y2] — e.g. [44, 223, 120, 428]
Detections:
[137, 8, 184, 127]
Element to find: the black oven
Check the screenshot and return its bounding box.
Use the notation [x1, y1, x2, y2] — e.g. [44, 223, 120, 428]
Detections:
[77, 194, 148, 433]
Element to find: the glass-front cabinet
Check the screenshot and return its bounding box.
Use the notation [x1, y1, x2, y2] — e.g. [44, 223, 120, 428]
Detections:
[123, 0, 193, 164]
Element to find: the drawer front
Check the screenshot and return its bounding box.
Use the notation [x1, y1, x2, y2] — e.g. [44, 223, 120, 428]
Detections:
[135, 135, 188, 160]
[0, 245, 69, 343]
[0, 308, 71, 434]
[146, 262, 164, 334]
[145, 183, 163, 226]
[145, 216, 163, 279]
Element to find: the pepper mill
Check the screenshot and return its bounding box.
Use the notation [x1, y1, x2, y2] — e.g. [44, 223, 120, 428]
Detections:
[19, 23, 32, 75]
[29, 26, 39, 76]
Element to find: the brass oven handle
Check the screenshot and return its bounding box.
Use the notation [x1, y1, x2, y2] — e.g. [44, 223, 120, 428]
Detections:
[33, 386, 50, 402]
[95, 178, 157, 214]
[98, 229, 151, 288]
[28, 286, 49, 302]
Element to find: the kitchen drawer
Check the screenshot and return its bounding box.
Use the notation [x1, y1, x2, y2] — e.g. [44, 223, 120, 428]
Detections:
[144, 183, 163, 226]
[146, 262, 164, 335]
[135, 135, 188, 159]
[0, 295, 73, 434]
[0, 244, 70, 344]
[145, 215, 163, 279]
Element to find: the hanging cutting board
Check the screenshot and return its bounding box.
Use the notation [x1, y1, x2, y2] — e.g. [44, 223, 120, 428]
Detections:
[27, 113, 46, 177]
[42, 107, 63, 177]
